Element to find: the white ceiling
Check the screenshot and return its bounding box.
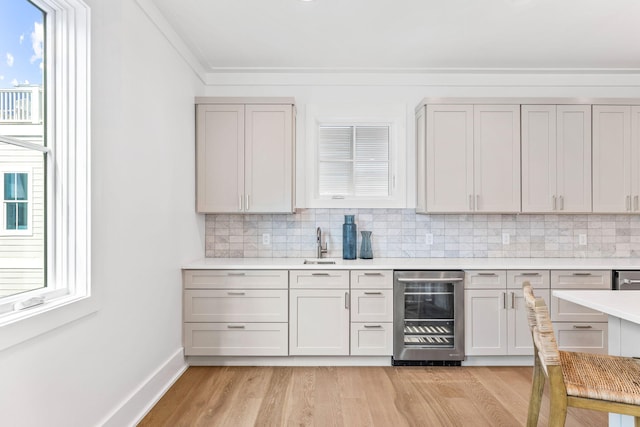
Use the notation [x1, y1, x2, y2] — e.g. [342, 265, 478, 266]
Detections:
[149, 0, 640, 73]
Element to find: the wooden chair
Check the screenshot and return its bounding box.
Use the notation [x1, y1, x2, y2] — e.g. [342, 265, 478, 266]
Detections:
[522, 282, 640, 427]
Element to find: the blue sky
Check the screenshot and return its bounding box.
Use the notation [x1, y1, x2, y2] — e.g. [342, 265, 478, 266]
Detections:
[0, 0, 44, 89]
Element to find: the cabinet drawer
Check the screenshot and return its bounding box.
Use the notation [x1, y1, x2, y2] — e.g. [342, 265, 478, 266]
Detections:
[553, 322, 608, 355]
[350, 270, 393, 289]
[464, 270, 507, 289]
[290, 270, 349, 289]
[350, 289, 393, 322]
[184, 289, 288, 322]
[183, 270, 288, 289]
[550, 293, 608, 322]
[184, 323, 288, 356]
[507, 270, 550, 289]
[550, 270, 612, 289]
[350, 323, 393, 356]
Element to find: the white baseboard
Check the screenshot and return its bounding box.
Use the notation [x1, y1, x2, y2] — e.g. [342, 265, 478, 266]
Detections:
[186, 355, 392, 366]
[100, 348, 187, 427]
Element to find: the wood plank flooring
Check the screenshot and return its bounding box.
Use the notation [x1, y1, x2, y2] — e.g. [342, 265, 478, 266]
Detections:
[139, 366, 607, 426]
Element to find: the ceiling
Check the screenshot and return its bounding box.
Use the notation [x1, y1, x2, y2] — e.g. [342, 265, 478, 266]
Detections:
[149, 0, 640, 73]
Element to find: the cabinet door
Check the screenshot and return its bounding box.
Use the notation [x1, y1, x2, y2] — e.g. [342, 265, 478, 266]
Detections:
[415, 106, 427, 213]
[196, 104, 245, 213]
[473, 105, 520, 212]
[464, 289, 508, 356]
[506, 288, 550, 356]
[425, 105, 474, 212]
[521, 105, 556, 213]
[632, 106, 640, 211]
[244, 104, 293, 213]
[593, 105, 631, 212]
[556, 105, 591, 212]
[289, 289, 350, 355]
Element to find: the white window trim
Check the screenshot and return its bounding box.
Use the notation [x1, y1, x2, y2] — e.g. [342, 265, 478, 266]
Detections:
[0, 168, 34, 236]
[0, 0, 94, 352]
[304, 103, 407, 208]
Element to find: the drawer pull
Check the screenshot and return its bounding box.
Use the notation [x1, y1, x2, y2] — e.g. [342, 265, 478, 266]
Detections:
[311, 273, 330, 276]
[363, 273, 383, 276]
[364, 325, 383, 329]
[364, 292, 383, 295]
[227, 272, 246, 276]
[521, 273, 540, 276]
[345, 292, 349, 309]
[227, 292, 246, 296]
[572, 272, 592, 276]
[573, 325, 593, 329]
[227, 325, 245, 329]
[478, 273, 497, 276]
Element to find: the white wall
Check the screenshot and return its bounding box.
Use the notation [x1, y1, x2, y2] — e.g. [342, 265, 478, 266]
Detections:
[0, 0, 204, 426]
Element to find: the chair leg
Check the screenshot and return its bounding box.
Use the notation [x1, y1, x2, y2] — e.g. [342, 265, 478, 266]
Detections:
[635, 416, 640, 427]
[527, 359, 545, 427]
[548, 376, 568, 427]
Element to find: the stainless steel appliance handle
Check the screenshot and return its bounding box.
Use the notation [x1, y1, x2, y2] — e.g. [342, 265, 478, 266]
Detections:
[622, 279, 640, 285]
[397, 278, 464, 283]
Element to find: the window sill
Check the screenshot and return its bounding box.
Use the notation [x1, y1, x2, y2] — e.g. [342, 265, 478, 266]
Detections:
[0, 293, 99, 352]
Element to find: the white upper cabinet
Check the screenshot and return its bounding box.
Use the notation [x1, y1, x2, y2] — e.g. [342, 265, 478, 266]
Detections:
[522, 105, 591, 213]
[196, 99, 295, 213]
[592, 106, 633, 213]
[421, 104, 520, 213]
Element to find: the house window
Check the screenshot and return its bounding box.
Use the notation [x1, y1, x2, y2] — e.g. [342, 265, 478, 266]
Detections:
[3, 172, 31, 232]
[305, 103, 407, 209]
[0, 0, 91, 351]
[319, 125, 390, 198]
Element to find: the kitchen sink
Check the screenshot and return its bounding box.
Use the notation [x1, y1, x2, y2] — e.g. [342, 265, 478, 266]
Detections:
[303, 259, 336, 265]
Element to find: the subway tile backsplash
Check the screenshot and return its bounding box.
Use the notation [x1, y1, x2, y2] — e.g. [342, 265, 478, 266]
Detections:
[205, 209, 640, 258]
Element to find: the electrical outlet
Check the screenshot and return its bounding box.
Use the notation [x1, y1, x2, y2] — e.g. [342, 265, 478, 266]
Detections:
[502, 233, 510, 245]
[425, 233, 434, 245]
[579, 234, 587, 246]
[262, 233, 271, 246]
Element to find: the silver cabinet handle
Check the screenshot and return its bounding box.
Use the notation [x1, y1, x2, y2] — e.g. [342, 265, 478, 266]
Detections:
[521, 272, 540, 277]
[476, 194, 480, 211]
[626, 195, 631, 211]
[363, 272, 383, 276]
[246, 194, 250, 211]
[227, 291, 245, 296]
[345, 292, 349, 309]
[311, 273, 330, 276]
[635, 195, 639, 211]
[227, 325, 245, 329]
[239, 194, 243, 211]
[559, 195, 564, 210]
[364, 325, 383, 329]
[573, 325, 593, 329]
[364, 291, 383, 295]
[572, 272, 592, 276]
[511, 291, 515, 309]
[552, 195, 557, 210]
[228, 272, 245, 276]
[468, 195, 473, 211]
[503, 292, 507, 309]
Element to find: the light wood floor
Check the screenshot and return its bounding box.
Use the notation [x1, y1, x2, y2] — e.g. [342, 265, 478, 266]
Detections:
[139, 366, 607, 426]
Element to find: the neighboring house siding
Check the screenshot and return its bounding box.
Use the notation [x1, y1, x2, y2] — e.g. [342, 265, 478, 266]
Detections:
[0, 127, 45, 296]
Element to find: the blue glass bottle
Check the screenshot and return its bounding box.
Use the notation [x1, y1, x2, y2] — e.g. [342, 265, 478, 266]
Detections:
[342, 215, 357, 260]
[360, 231, 373, 259]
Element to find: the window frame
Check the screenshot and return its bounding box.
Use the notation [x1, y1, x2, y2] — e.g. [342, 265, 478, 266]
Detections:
[304, 104, 407, 209]
[0, 0, 93, 351]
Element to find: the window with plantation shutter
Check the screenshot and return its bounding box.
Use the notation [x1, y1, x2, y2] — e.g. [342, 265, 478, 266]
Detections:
[318, 125, 390, 198]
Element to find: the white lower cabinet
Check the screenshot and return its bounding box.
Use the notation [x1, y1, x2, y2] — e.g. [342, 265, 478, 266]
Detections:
[289, 288, 350, 355]
[350, 323, 393, 356]
[183, 270, 289, 356]
[550, 270, 611, 354]
[464, 270, 550, 356]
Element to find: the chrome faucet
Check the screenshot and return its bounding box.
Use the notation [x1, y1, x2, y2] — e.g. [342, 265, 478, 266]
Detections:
[316, 227, 328, 258]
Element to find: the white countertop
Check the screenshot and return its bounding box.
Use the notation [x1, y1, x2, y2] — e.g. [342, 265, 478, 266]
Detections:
[552, 290, 640, 325]
[183, 257, 640, 271]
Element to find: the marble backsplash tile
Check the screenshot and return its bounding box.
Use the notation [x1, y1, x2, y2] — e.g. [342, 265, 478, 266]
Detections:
[205, 209, 640, 259]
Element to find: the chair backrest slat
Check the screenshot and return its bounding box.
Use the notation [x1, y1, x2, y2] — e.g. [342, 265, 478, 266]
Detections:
[523, 282, 561, 367]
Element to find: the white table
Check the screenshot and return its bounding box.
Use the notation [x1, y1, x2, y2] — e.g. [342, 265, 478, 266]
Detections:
[553, 290, 640, 427]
